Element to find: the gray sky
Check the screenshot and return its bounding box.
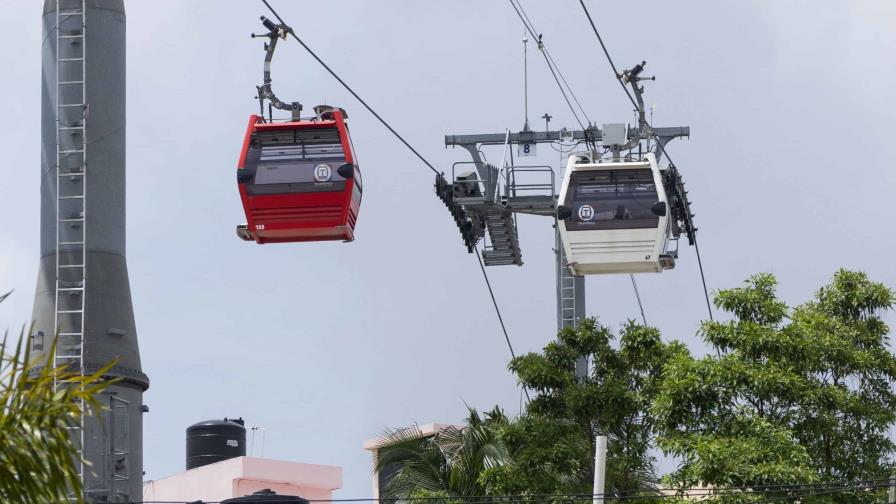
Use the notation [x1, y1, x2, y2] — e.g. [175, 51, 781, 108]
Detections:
[1, 0, 895, 498]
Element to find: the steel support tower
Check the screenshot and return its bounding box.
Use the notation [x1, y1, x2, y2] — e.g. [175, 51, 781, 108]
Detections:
[442, 125, 689, 376]
[32, 1, 148, 501]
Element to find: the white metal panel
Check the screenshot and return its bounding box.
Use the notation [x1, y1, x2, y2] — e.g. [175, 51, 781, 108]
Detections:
[558, 153, 670, 275]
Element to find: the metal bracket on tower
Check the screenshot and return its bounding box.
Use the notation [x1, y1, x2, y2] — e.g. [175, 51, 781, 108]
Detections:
[442, 65, 692, 379]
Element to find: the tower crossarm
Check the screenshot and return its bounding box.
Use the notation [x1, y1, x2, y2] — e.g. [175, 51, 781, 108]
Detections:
[444, 126, 688, 149]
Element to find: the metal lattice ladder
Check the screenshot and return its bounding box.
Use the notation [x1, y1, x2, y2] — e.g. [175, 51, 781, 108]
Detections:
[54, 0, 88, 499]
[556, 227, 589, 378]
[557, 231, 577, 329]
[110, 395, 131, 501]
[482, 208, 523, 266]
[558, 271, 577, 327]
[558, 245, 589, 379]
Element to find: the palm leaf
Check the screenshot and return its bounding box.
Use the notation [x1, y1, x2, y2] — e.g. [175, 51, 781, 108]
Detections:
[376, 407, 513, 500]
[0, 325, 112, 503]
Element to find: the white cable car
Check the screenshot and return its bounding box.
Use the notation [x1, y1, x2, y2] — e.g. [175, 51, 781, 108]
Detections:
[557, 152, 674, 275]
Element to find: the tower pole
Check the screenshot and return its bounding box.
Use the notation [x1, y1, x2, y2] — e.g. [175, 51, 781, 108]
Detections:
[556, 225, 587, 378]
[443, 125, 688, 375]
[36, 2, 148, 501]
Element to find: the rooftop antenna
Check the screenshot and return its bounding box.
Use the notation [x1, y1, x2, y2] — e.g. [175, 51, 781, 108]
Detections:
[250, 426, 267, 458]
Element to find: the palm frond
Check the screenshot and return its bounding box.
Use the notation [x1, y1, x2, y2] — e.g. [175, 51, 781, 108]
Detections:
[377, 408, 513, 499]
[0, 325, 112, 503]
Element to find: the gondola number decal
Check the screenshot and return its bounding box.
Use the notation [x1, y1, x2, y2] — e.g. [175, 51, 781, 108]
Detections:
[314, 164, 332, 182]
[578, 205, 595, 221]
[518, 142, 536, 157]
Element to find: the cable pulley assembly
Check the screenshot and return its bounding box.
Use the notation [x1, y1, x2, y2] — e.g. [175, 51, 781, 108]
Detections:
[252, 16, 301, 120]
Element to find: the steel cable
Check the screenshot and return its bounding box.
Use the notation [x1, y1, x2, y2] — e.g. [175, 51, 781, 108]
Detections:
[508, 0, 589, 130]
[260, 0, 439, 176]
[577, 0, 715, 321]
[259, 0, 530, 398]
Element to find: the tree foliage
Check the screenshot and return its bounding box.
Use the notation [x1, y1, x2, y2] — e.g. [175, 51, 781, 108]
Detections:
[376, 270, 896, 503]
[654, 270, 896, 501]
[0, 294, 113, 503]
[0, 328, 111, 503]
[492, 319, 681, 497]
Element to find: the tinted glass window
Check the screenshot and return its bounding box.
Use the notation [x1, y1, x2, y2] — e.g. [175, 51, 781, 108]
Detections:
[564, 168, 659, 230]
[254, 160, 342, 185]
[244, 126, 348, 194]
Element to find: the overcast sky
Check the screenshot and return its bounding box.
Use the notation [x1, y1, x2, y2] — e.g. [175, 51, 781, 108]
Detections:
[1, 0, 895, 499]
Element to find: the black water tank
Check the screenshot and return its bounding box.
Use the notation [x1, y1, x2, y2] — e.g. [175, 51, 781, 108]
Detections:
[186, 417, 246, 470]
[222, 489, 309, 503]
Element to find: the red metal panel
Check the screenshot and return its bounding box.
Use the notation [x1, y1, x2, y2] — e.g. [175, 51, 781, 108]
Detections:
[235, 112, 361, 244]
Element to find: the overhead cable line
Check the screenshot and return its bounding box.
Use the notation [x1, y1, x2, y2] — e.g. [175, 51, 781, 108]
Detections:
[259, 0, 528, 389]
[120, 479, 895, 503]
[507, 0, 589, 130]
[761, 482, 892, 503]
[509, 0, 653, 327]
[629, 274, 647, 326]
[577, 0, 715, 321]
[509, 0, 592, 125]
[476, 248, 531, 401]
[693, 239, 713, 319]
[260, 0, 439, 176]
[476, 249, 518, 361]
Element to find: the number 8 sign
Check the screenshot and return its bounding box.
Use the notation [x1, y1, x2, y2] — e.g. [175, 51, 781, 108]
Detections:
[518, 142, 536, 157]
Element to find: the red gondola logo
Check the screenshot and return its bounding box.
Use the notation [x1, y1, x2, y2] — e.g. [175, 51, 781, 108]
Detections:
[314, 164, 332, 182]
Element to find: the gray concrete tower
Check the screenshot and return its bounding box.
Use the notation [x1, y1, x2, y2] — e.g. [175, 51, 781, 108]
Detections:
[31, 1, 147, 501]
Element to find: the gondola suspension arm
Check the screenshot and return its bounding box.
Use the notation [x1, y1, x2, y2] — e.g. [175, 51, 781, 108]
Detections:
[252, 16, 302, 120]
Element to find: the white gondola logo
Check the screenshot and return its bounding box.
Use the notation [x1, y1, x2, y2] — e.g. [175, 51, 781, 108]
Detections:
[578, 205, 595, 221]
[314, 164, 332, 182]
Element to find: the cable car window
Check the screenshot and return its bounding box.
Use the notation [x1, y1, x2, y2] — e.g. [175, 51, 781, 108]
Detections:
[564, 168, 660, 230]
[243, 128, 349, 195]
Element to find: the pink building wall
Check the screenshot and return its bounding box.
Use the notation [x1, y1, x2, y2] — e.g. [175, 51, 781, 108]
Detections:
[143, 456, 342, 502]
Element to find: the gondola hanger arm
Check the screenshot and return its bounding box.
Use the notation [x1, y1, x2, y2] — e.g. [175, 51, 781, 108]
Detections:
[252, 16, 302, 120]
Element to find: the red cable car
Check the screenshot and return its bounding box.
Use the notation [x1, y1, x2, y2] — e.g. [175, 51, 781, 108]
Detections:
[236, 17, 362, 244]
[235, 107, 362, 244]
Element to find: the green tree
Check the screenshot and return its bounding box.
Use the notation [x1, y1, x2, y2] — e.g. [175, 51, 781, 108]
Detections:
[0, 294, 112, 503]
[375, 407, 510, 500]
[653, 270, 896, 501]
[0, 329, 112, 503]
[489, 319, 680, 498]
[788, 270, 896, 481]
